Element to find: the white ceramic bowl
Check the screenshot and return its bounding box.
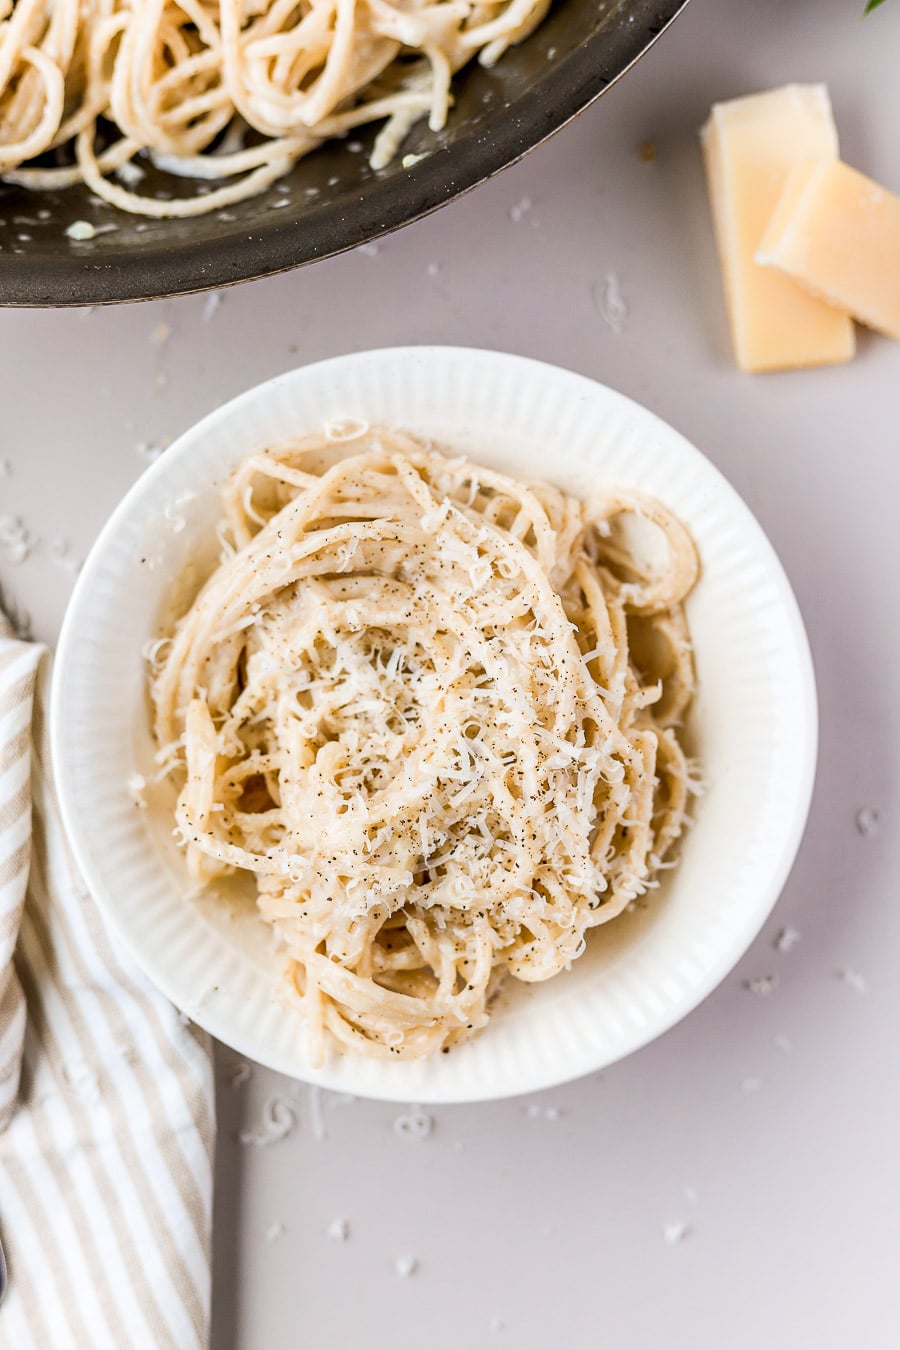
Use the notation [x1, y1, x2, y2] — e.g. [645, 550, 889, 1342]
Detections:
[51, 347, 817, 1103]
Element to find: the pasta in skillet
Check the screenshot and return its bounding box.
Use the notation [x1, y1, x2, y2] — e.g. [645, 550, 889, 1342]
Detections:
[0, 0, 550, 216]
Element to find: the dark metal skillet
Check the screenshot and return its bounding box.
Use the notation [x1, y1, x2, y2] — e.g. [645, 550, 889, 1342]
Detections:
[0, 0, 690, 307]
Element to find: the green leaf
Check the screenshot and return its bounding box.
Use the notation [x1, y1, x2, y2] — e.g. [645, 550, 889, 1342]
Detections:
[864, 0, 888, 12]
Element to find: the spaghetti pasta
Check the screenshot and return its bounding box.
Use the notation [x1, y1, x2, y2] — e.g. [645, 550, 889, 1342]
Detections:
[0, 0, 551, 217]
[150, 427, 699, 1063]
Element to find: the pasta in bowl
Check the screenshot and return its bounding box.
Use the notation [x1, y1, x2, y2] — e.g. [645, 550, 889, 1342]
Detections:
[149, 428, 699, 1063]
[51, 349, 817, 1101]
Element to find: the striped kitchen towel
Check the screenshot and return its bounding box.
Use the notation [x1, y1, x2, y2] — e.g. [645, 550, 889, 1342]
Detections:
[0, 612, 216, 1349]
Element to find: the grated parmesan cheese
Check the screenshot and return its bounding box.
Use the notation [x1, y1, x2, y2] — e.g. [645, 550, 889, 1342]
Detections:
[65, 220, 96, 240]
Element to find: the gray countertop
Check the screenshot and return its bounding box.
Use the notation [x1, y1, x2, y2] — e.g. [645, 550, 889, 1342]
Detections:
[2, 0, 899, 1344]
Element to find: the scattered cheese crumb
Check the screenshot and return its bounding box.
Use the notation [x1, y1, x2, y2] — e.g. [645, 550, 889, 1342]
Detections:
[326, 1217, 350, 1242]
[774, 926, 801, 953]
[325, 418, 368, 442]
[48, 536, 82, 575]
[855, 806, 880, 838]
[238, 1096, 297, 1147]
[401, 152, 428, 168]
[663, 1221, 691, 1245]
[595, 272, 628, 334]
[393, 1105, 434, 1140]
[836, 967, 868, 994]
[164, 492, 196, 533]
[150, 321, 172, 346]
[525, 1102, 561, 1120]
[202, 291, 222, 322]
[394, 1255, 419, 1278]
[308, 1084, 326, 1141]
[509, 196, 532, 223]
[0, 516, 33, 565]
[127, 772, 148, 809]
[65, 220, 96, 241]
[230, 1062, 251, 1089]
[115, 161, 145, 188]
[744, 974, 777, 997]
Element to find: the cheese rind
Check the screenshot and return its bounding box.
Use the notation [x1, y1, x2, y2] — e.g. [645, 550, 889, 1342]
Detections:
[756, 160, 900, 341]
[701, 84, 855, 373]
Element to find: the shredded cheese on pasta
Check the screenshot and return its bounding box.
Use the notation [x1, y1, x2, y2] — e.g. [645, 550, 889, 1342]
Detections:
[151, 427, 699, 1062]
[0, 0, 551, 216]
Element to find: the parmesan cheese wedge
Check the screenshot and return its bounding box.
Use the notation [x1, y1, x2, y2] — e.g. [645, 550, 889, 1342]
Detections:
[756, 159, 900, 342]
[701, 85, 855, 373]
